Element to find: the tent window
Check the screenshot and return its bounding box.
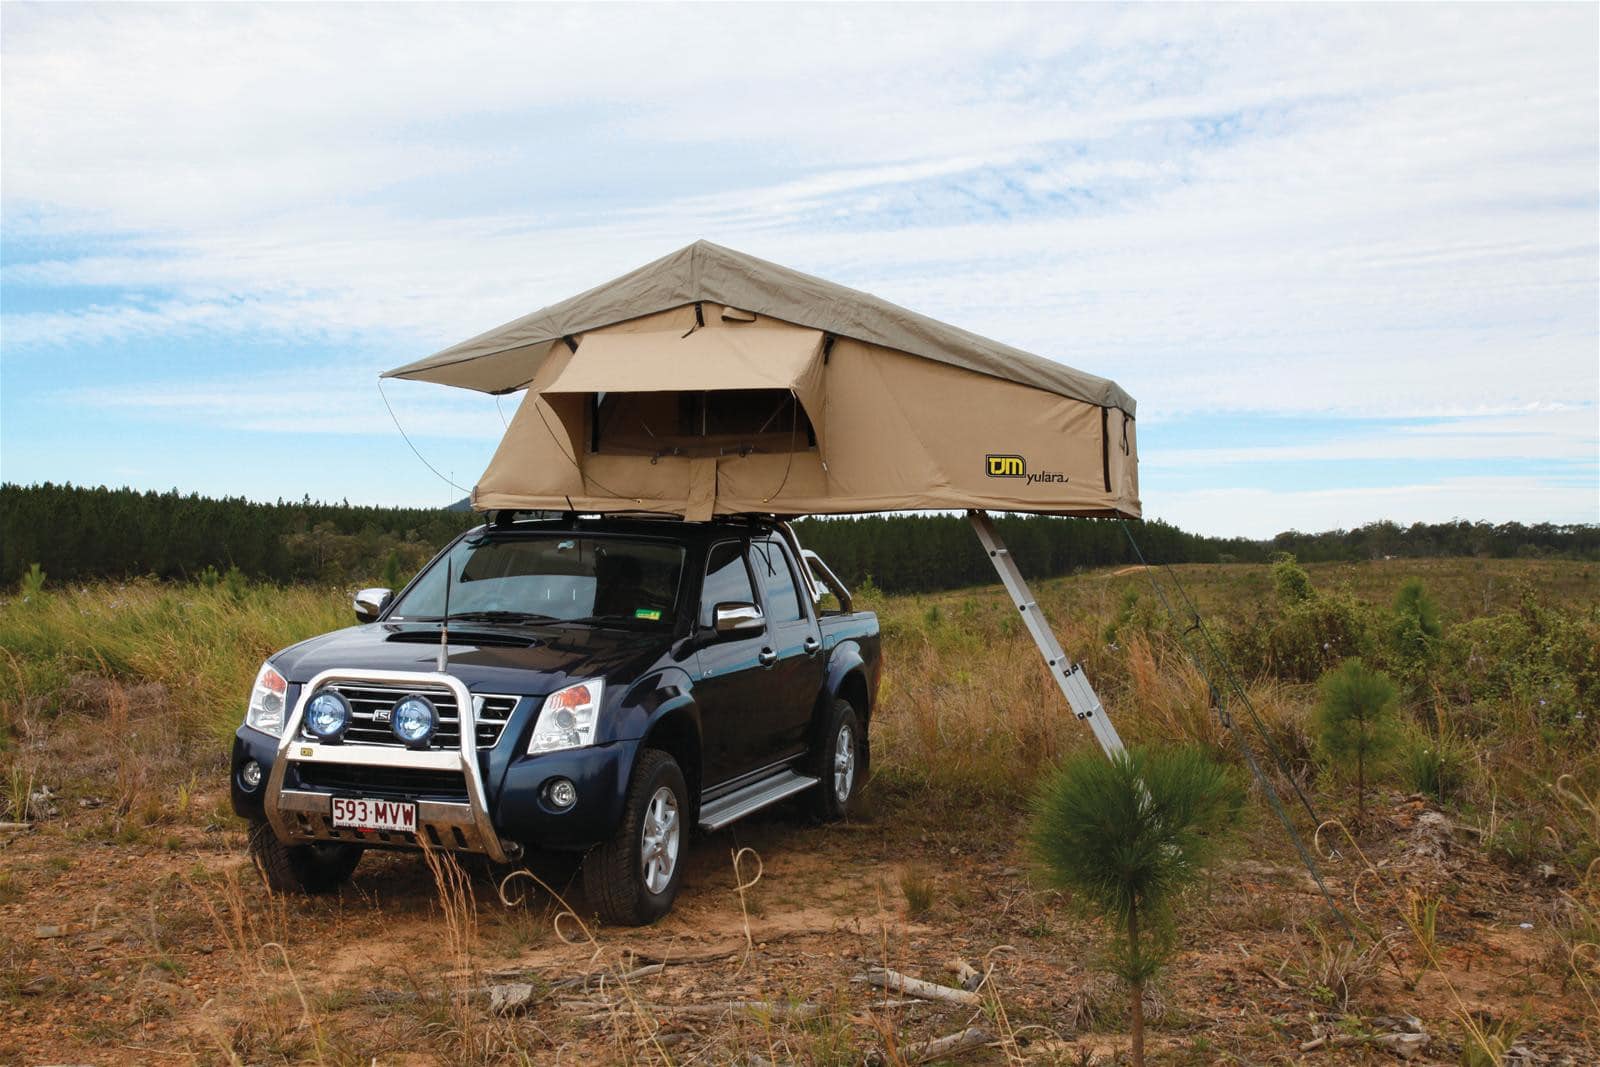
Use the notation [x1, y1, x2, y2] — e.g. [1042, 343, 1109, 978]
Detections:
[678, 389, 803, 438]
[591, 389, 816, 456]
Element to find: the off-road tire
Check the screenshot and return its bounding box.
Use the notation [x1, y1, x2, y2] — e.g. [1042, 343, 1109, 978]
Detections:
[809, 699, 864, 821]
[583, 749, 688, 926]
[247, 820, 363, 894]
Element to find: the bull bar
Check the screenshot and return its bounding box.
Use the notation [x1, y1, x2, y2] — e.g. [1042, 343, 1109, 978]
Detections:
[262, 668, 515, 863]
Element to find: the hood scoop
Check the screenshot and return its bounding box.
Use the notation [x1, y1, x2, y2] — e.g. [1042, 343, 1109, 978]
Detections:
[385, 628, 539, 649]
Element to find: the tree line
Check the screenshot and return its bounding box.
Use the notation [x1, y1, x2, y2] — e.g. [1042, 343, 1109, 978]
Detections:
[3, 482, 1595, 593]
[1, 483, 476, 586]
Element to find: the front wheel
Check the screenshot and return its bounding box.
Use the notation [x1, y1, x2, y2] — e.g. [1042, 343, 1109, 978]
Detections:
[810, 699, 864, 821]
[583, 749, 688, 926]
[247, 820, 362, 894]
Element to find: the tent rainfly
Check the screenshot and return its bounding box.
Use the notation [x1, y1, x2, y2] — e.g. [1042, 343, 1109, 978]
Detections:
[384, 241, 1139, 522]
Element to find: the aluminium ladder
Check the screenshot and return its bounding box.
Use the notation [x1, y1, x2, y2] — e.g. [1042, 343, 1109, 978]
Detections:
[968, 509, 1126, 759]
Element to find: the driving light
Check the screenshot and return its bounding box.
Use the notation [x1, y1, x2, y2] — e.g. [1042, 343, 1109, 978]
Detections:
[304, 689, 351, 741]
[245, 662, 288, 736]
[545, 778, 577, 809]
[528, 680, 604, 754]
[391, 694, 438, 748]
[239, 760, 263, 791]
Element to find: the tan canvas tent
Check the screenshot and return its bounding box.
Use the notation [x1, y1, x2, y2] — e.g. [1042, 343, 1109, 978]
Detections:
[384, 241, 1139, 521]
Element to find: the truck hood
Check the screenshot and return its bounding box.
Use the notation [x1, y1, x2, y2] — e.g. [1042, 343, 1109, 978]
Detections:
[270, 622, 679, 697]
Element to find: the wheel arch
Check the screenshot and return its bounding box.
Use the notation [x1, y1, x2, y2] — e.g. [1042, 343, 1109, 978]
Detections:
[825, 641, 872, 723]
[638, 695, 703, 814]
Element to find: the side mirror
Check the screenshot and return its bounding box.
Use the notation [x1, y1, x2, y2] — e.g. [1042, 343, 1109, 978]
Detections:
[711, 602, 764, 638]
[354, 587, 393, 623]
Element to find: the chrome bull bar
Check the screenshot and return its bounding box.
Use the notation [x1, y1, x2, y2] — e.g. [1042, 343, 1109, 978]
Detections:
[263, 668, 512, 863]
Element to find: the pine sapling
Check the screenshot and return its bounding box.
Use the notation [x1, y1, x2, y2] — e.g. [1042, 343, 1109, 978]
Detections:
[1029, 745, 1241, 1067]
[1315, 659, 1399, 824]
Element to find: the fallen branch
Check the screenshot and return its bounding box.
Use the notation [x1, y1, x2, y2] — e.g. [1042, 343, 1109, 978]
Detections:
[624, 924, 834, 966]
[625, 945, 742, 965]
[575, 999, 822, 1023]
[857, 968, 982, 1007]
[899, 1027, 994, 1064]
[945, 958, 982, 992]
[1300, 1032, 1428, 1059]
[1255, 966, 1292, 991]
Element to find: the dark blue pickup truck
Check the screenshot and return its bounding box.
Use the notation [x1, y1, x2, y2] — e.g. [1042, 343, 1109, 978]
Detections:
[230, 514, 880, 924]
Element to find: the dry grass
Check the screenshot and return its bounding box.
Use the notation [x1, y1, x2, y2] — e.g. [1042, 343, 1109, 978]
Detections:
[1, 558, 1596, 1063]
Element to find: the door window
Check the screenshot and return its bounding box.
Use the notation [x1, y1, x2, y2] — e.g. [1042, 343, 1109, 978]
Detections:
[699, 541, 757, 627]
[750, 539, 803, 621]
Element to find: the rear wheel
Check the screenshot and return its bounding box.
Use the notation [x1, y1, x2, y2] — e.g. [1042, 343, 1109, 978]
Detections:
[809, 699, 863, 820]
[583, 749, 688, 926]
[247, 820, 362, 894]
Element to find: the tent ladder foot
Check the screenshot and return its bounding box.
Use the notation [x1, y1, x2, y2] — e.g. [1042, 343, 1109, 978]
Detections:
[967, 509, 1126, 759]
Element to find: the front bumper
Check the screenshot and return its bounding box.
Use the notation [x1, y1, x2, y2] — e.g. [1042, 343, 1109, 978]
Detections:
[231, 669, 633, 862]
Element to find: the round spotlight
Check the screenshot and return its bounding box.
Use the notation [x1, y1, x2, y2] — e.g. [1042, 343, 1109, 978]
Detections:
[545, 778, 577, 810]
[304, 690, 351, 741]
[391, 694, 437, 749]
[239, 760, 263, 791]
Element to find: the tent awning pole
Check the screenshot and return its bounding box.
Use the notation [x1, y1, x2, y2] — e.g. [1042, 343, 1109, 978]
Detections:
[968, 509, 1126, 759]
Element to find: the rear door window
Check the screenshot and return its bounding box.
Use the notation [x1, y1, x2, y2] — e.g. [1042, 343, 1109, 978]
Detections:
[699, 541, 757, 628]
[750, 539, 803, 621]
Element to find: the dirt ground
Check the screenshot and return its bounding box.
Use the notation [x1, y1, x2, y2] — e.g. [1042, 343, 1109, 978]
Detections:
[1, 765, 1592, 1066]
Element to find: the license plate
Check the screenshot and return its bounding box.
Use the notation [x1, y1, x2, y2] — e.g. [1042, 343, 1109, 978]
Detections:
[330, 796, 416, 833]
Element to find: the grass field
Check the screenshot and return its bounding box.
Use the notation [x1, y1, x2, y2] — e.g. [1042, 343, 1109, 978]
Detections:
[1, 556, 1597, 1064]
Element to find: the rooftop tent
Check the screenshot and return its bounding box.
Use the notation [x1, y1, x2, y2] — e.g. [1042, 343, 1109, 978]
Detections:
[384, 240, 1139, 521]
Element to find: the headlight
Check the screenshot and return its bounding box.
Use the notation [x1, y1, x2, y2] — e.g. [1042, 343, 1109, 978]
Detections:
[246, 662, 288, 735]
[527, 680, 605, 755]
[304, 689, 352, 741]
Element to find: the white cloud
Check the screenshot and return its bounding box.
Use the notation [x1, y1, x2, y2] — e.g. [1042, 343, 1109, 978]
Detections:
[64, 367, 507, 440]
[2, 3, 1595, 529]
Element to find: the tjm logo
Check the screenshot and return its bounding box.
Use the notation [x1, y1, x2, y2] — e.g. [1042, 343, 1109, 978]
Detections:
[986, 454, 1026, 478]
[985, 454, 1069, 485]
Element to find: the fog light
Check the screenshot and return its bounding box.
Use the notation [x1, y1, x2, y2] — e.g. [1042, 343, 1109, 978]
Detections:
[240, 760, 263, 791]
[545, 778, 577, 810]
[304, 689, 352, 741]
[391, 694, 438, 749]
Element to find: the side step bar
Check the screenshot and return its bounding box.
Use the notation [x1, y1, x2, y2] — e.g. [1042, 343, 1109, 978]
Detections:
[698, 769, 818, 831]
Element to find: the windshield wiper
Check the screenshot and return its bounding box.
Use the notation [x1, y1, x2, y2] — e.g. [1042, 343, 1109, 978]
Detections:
[415, 610, 559, 625]
[567, 614, 663, 627]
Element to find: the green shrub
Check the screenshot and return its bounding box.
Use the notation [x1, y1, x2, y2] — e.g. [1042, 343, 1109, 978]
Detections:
[19, 563, 45, 599]
[1104, 587, 1166, 646]
[1400, 730, 1468, 803]
[1440, 602, 1600, 725]
[1265, 593, 1375, 683]
[1270, 553, 1314, 605]
[1487, 817, 1544, 870]
[381, 549, 405, 590]
[1030, 745, 1241, 1067]
[1387, 578, 1442, 686]
[222, 566, 249, 604]
[1314, 659, 1399, 823]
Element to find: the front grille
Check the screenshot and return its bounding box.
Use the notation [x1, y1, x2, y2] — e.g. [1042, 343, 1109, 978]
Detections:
[296, 763, 470, 800]
[301, 683, 518, 749]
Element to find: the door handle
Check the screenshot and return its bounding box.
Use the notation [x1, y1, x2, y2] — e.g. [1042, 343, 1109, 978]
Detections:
[758, 647, 778, 668]
[802, 636, 821, 656]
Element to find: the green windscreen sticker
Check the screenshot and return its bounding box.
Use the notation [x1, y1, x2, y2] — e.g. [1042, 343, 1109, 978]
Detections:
[634, 608, 662, 621]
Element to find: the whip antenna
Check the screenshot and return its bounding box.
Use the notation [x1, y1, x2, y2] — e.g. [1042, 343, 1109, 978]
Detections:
[437, 558, 451, 673]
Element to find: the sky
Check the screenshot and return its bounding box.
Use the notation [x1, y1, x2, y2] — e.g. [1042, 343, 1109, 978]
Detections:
[1, 3, 1596, 539]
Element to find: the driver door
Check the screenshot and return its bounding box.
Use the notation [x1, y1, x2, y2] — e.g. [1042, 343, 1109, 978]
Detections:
[692, 540, 770, 785]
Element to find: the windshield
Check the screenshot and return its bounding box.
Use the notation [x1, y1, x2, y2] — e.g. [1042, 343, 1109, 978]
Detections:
[388, 534, 685, 627]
